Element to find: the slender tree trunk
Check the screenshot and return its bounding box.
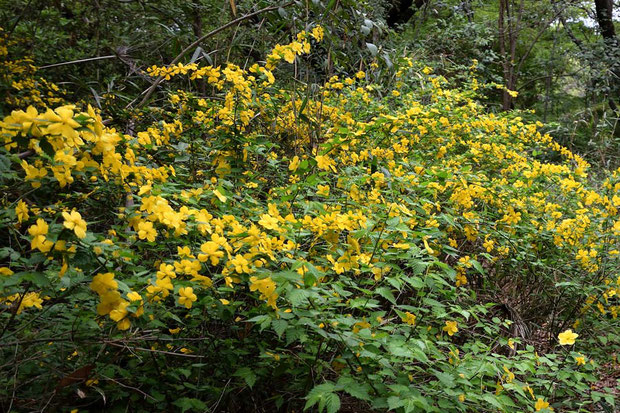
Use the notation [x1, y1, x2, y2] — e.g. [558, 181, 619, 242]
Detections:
[191, 3, 207, 96]
[593, 0, 619, 118]
[544, 24, 560, 122]
[498, 0, 514, 110]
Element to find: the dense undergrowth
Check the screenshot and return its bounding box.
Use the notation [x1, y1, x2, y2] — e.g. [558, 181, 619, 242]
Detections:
[1, 26, 619, 412]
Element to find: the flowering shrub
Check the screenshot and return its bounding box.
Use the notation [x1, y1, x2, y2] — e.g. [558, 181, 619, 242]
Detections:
[0, 28, 65, 112]
[0, 26, 618, 412]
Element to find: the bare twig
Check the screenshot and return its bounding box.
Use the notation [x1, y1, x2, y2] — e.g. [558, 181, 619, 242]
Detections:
[128, 2, 294, 109]
[38, 55, 116, 70]
[210, 378, 231, 411]
[0, 285, 31, 340]
[105, 341, 206, 358]
[7, 344, 19, 413]
[100, 374, 157, 401]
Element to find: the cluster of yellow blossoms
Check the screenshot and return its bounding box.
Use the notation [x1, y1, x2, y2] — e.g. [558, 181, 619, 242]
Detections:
[2, 105, 172, 188]
[0, 24, 618, 411]
[0, 28, 64, 108]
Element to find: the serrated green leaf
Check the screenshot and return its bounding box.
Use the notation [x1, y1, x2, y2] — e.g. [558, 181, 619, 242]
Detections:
[272, 319, 288, 338]
[375, 286, 396, 304]
[234, 367, 257, 388]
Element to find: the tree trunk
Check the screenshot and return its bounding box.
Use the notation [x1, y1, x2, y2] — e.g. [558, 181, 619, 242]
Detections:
[593, 0, 619, 118]
[498, 0, 515, 110]
[594, 0, 616, 40]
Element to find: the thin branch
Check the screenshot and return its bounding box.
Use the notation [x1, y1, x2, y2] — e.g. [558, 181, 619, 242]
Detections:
[515, 8, 564, 74]
[7, 0, 34, 37]
[105, 341, 206, 358]
[128, 1, 294, 109]
[100, 374, 157, 401]
[38, 55, 117, 70]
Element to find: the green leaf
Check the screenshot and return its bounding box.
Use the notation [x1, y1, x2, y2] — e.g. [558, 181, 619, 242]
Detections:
[305, 382, 337, 412]
[234, 367, 257, 388]
[404, 275, 424, 289]
[481, 394, 503, 409]
[387, 342, 413, 358]
[39, 137, 55, 158]
[288, 289, 309, 306]
[172, 397, 207, 412]
[336, 377, 372, 401]
[471, 259, 484, 275]
[366, 42, 378, 56]
[375, 286, 396, 304]
[272, 319, 288, 338]
[304, 270, 318, 287]
[387, 396, 404, 410]
[324, 392, 340, 413]
[433, 371, 455, 389]
[21, 272, 51, 288]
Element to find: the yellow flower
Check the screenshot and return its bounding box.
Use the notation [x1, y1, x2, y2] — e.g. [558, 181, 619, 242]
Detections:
[443, 320, 458, 336]
[402, 312, 416, 325]
[0, 267, 14, 276]
[230, 254, 252, 274]
[15, 200, 29, 223]
[558, 329, 578, 345]
[317, 184, 330, 196]
[96, 290, 122, 315]
[249, 276, 278, 309]
[283, 48, 296, 63]
[178, 286, 197, 309]
[535, 398, 552, 411]
[28, 218, 54, 252]
[213, 189, 227, 203]
[28, 218, 48, 237]
[154, 263, 175, 280]
[137, 221, 157, 242]
[109, 300, 130, 323]
[116, 318, 131, 330]
[177, 246, 194, 259]
[311, 26, 324, 42]
[258, 213, 280, 231]
[315, 154, 336, 172]
[138, 184, 152, 196]
[483, 238, 494, 252]
[90, 272, 117, 296]
[289, 155, 300, 171]
[31, 235, 54, 253]
[62, 210, 87, 239]
[575, 354, 586, 365]
[423, 238, 434, 255]
[21, 161, 47, 187]
[42, 105, 83, 145]
[156, 277, 174, 294]
[28, 219, 53, 252]
[198, 241, 224, 265]
[18, 292, 43, 313]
